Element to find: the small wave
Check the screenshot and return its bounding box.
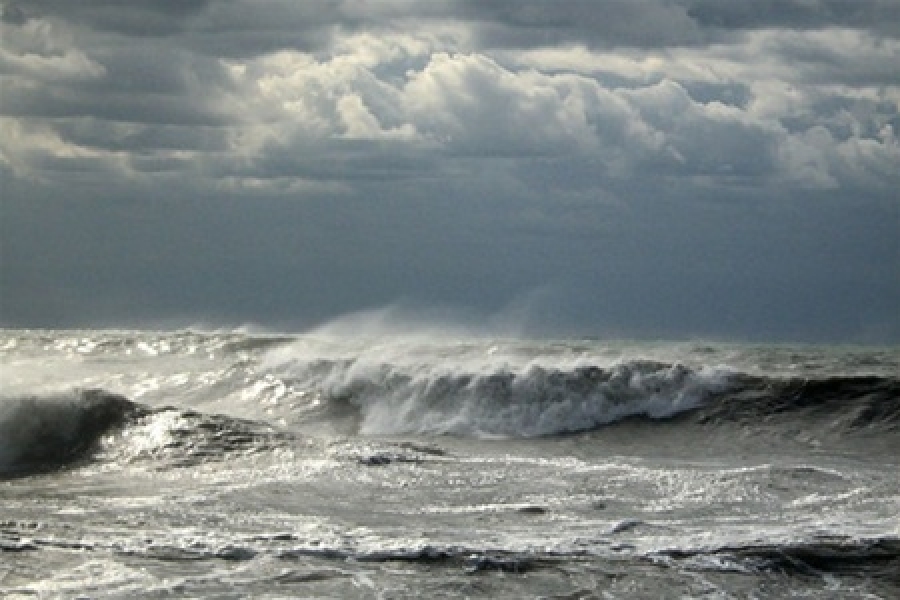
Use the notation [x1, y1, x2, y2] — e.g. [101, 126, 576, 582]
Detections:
[119, 407, 293, 468]
[655, 535, 900, 580]
[0, 389, 143, 478]
[278, 544, 547, 574]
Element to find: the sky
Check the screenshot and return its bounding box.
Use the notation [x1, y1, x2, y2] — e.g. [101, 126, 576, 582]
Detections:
[1, 0, 898, 343]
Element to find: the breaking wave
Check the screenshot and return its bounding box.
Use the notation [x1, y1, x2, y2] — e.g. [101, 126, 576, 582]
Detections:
[271, 353, 899, 438]
[0, 389, 143, 477]
[3, 340, 896, 476]
[0, 388, 290, 478]
[311, 360, 731, 437]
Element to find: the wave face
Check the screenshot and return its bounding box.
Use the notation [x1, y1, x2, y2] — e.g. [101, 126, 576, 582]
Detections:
[0, 391, 295, 478]
[655, 536, 900, 582]
[0, 389, 142, 477]
[692, 374, 900, 432]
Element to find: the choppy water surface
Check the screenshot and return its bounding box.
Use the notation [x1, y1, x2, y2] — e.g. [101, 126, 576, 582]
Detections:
[1, 328, 898, 598]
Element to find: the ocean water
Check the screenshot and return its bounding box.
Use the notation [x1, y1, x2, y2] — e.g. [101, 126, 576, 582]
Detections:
[1, 327, 898, 599]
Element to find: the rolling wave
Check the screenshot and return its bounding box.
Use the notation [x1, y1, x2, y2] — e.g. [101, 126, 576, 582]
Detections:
[288, 357, 899, 438]
[691, 374, 900, 431]
[2, 362, 897, 477]
[0, 389, 143, 478]
[312, 360, 730, 437]
[0, 389, 290, 478]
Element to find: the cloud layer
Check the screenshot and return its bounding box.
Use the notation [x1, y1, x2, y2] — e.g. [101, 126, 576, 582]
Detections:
[2, 1, 898, 341]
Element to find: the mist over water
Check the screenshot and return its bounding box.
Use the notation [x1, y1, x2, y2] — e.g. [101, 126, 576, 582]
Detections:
[1, 323, 898, 598]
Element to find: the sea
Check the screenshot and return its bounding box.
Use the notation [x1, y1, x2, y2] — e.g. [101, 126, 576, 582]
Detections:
[1, 326, 898, 599]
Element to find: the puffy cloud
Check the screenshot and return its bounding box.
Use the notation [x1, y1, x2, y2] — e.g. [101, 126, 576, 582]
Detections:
[501, 28, 900, 190]
[3, 16, 897, 194]
[779, 122, 900, 190]
[402, 52, 601, 154]
[218, 32, 899, 191]
[622, 80, 781, 177]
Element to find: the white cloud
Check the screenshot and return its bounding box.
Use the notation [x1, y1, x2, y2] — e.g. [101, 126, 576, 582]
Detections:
[217, 41, 783, 183]
[402, 52, 604, 154]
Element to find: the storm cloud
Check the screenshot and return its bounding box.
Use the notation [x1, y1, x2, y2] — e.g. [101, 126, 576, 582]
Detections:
[1, 1, 898, 342]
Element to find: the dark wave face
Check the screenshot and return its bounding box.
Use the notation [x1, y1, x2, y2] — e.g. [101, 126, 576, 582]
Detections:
[691, 374, 900, 432]
[656, 536, 900, 582]
[0, 389, 295, 479]
[0, 389, 143, 478]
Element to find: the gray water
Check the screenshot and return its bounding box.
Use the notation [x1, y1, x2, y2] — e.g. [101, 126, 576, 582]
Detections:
[1, 328, 898, 598]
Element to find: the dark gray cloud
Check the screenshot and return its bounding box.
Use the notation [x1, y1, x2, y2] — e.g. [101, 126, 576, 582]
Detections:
[1, 0, 898, 342]
[14, 0, 896, 55]
[686, 0, 900, 32]
[7, 0, 212, 35]
[460, 0, 707, 49]
[454, 0, 900, 50]
[3, 176, 896, 342]
[1, 2, 25, 25]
